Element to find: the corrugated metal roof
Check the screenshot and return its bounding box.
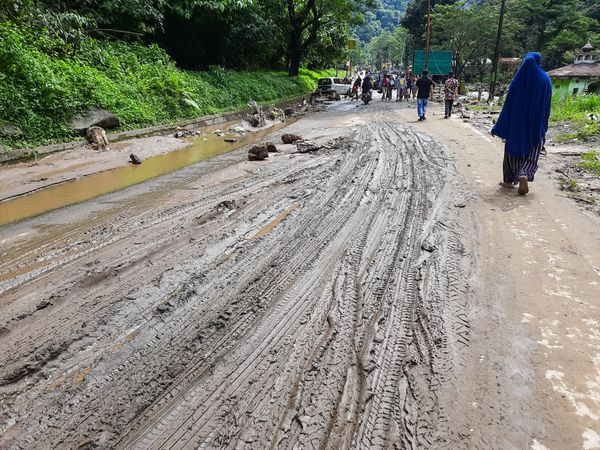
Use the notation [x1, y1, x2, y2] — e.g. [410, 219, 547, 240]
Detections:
[547, 63, 600, 78]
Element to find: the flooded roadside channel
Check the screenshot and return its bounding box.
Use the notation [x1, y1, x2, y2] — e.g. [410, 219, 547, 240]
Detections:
[0, 121, 289, 226]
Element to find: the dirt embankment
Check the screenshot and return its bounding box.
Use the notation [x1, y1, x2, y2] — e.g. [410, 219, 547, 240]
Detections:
[0, 104, 474, 448]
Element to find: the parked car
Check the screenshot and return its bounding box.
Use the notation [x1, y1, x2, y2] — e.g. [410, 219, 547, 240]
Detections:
[316, 77, 351, 99]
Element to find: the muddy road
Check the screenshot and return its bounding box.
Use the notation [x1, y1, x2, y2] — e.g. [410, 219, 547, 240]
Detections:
[1, 101, 599, 449]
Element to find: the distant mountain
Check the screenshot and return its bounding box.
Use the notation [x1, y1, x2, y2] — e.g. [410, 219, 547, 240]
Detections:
[355, 0, 412, 42]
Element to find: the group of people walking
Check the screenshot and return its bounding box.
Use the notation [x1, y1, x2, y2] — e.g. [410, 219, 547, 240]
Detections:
[351, 72, 418, 102]
[348, 52, 552, 196]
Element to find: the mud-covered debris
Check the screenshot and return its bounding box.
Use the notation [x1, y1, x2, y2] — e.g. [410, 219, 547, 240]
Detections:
[284, 107, 294, 117]
[224, 138, 239, 143]
[36, 300, 53, 310]
[216, 200, 237, 211]
[265, 142, 278, 153]
[282, 134, 302, 144]
[129, 154, 142, 165]
[214, 129, 225, 137]
[174, 127, 200, 138]
[247, 101, 265, 128]
[248, 144, 269, 161]
[421, 242, 436, 252]
[295, 141, 322, 153]
[229, 125, 246, 134]
[156, 303, 173, 314]
[268, 105, 285, 122]
[86, 126, 110, 151]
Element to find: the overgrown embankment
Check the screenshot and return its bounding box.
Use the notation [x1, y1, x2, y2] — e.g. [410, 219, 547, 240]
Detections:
[0, 22, 332, 152]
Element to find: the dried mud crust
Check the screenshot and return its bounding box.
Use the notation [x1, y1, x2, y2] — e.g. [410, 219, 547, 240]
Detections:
[0, 110, 476, 449]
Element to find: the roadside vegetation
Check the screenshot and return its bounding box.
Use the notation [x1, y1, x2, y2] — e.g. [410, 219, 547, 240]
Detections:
[0, 21, 334, 152]
[1, 0, 359, 152]
[551, 94, 600, 142]
[579, 151, 600, 175]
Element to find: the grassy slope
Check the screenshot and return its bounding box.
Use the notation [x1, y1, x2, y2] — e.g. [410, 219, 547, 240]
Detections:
[0, 22, 333, 152]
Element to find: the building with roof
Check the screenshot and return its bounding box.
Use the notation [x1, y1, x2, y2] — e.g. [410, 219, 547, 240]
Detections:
[547, 43, 600, 97]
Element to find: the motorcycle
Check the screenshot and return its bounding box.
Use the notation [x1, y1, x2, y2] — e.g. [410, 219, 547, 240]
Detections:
[361, 89, 372, 105]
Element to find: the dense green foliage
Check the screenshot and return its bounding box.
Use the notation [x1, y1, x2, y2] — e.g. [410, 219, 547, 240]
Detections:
[0, 21, 332, 151]
[354, 0, 410, 42]
[1, 0, 366, 73]
[396, 0, 600, 72]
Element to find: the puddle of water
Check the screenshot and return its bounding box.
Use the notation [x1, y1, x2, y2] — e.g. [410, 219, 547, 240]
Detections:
[0, 123, 288, 226]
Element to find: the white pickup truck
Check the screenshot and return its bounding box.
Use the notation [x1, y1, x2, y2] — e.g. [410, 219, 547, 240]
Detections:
[316, 77, 351, 99]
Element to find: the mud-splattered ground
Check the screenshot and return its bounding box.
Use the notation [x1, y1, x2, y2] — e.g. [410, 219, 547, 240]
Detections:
[0, 102, 475, 449]
[1, 100, 599, 449]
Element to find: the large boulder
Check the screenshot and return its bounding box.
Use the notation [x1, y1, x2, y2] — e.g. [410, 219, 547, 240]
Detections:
[248, 144, 269, 161]
[282, 133, 302, 144]
[70, 108, 119, 135]
[265, 142, 278, 153]
[0, 122, 24, 139]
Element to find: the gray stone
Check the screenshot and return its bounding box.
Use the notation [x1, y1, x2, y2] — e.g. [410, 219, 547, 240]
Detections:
[0, 122, 24, 139]
[70, 108, 120, 135]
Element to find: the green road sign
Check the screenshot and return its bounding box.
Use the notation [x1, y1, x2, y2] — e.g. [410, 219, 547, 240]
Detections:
[413, 50, 452, 75]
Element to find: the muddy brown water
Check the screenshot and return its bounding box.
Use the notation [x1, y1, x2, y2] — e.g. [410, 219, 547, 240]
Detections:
[0, 123, 289, 226]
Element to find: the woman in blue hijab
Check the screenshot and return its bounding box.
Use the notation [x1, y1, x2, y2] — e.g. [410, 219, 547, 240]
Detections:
[491, 52, 552, 195]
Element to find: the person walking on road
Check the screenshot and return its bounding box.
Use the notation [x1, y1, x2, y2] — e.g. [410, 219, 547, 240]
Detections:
[351, 76, 362, 101]
[444, 71, 459, 118]
[415, 70, 434, 121]
[387, 75, 395, 100]
[396, 74, 405, 102]
[381, 74, 388, 101]
[405, 74, 413, 100]
[491, 52, 552, 195]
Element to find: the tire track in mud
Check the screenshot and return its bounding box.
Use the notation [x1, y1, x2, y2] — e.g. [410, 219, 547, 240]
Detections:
[0, 107, 475, 449]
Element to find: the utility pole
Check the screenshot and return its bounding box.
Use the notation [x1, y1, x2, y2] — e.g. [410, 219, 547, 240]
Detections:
[425, 0, 431, 70]
[489, 0, 507, 103]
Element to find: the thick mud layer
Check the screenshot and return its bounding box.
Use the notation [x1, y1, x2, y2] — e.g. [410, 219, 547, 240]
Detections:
[0, 105, 475, 449]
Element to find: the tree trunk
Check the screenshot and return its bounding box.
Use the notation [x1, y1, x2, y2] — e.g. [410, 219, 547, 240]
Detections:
[288, 24, 303, 77]
[288, 52, 301, 77]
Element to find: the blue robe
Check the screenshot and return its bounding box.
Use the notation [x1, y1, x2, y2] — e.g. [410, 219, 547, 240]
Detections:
[492, 52, 552, 158]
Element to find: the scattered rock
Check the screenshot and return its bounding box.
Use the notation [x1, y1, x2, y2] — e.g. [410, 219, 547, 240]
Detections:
[86, 126, 110, 151]
[0, 122, 24, 139]
[71, 108, 119, 135]
[282, 134, 302, 144]
[214, 129, 225, 137]
[373, 335, 384, 343]
[130, 153, 142, 165]
[248, 144, 269, 161]
[265, 142, 278, 153]
[174, 127, 200, 138]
